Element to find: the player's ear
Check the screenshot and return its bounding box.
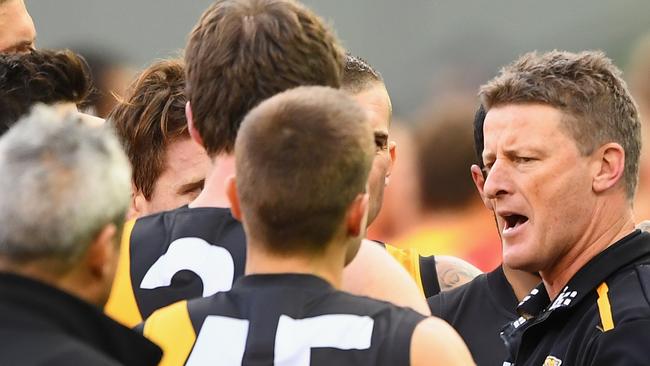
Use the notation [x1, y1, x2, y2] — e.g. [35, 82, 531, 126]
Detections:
[186, 101, 205, 148]
[592, 142, 625, 194]
[85, 223, 119, 281]
[128, 183, 145, 220]
[346, 191, 369, 238]
[225, 175, 242, 221]
[471, 164, 492, 210]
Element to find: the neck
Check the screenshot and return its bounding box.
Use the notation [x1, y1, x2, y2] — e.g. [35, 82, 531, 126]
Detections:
[190, 153, 236, 208]
[502, 263, 541, 302]
[245, 238, 347, 289]
[541, 200, 635, 299]
[0, 258, 100, 306]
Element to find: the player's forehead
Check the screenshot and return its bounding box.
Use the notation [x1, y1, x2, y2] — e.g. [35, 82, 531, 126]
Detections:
[482, 104, 565, 156]
[353, 84, 391, 133]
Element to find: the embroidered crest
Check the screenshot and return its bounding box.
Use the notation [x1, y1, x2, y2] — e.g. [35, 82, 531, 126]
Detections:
[543, 355, 562, 366]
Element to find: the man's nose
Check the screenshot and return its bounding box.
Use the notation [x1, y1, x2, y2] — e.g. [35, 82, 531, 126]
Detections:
[483, 160, 511, 200]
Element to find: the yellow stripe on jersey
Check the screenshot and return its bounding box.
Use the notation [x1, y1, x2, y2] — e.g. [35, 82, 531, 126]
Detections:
[385, 244, 425, 295]
[144, 300, 197, 366]
[596, 282, 615, 331]
[105, 219, 142, 327]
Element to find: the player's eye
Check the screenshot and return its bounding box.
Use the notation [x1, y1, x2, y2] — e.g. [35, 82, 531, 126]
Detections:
[375, 137, 388, 152]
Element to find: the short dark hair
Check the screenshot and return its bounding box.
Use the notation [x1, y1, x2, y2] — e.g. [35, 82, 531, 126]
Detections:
[0, 49, 91, 135]
[480, 50, 641, 198]
[185, 0, 346, 156]
[415, 99, 478, 210]
[108, 59, 187, 200]
[236, 86, 374, 255]
[473, 104, 487, 169]
[341, 53, 383, 93]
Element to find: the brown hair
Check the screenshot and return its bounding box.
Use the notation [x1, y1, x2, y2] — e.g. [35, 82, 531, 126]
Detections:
[415, 98, 478, 210]
[480, 50, 641, 198]
[0, 49, 91, 134]
[185, 0, 346, 156]
[108, 59, 187, 199]
[236, 86, 374, 254]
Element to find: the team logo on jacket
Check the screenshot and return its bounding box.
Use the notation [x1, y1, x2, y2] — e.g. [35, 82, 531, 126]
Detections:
[543, 355, 562, 366]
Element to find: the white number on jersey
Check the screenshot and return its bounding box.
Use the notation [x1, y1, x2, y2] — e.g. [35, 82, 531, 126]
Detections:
[140, 237, 235, 296]
[186, 314, 374, 366]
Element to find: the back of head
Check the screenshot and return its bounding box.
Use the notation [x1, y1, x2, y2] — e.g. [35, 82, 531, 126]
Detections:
[415, 98, 478, 211]
[342, 53, 384, 93]
[108, 59, 186, 200]
[235, 86, 374, 254]
[472, 104, 487, 169]
[185, 0, 345, 156]
[0, 105, 131, 273]
[0, 49, 91, 135]
[480, 50, 641, 198]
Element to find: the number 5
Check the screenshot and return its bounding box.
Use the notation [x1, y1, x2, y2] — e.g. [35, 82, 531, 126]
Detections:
[186, 314, 374, 366]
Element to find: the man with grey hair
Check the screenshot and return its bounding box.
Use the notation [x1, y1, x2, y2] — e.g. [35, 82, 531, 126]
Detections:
[475, 50, 650, 365]
[0, 105, 161, 365]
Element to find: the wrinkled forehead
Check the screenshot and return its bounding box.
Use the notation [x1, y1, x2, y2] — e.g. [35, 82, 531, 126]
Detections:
[482, 104, 569, 156]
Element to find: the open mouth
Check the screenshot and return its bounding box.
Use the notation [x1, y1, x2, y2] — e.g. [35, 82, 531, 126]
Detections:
[503, 214, 529, 233]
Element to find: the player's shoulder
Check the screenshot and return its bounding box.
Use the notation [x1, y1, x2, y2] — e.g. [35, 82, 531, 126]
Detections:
[328, 287, 427, 322]
[133, 206, 236, 231]
[428, 271, 488, 318]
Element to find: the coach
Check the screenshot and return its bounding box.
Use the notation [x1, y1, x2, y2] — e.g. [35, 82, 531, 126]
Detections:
[474, 50, 650, 365]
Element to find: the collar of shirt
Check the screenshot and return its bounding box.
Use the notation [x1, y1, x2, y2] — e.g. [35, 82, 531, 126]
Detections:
[516, 229, 650, 318]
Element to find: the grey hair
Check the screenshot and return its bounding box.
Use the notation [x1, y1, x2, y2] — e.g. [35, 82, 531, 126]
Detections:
[0, 105, 131, 265]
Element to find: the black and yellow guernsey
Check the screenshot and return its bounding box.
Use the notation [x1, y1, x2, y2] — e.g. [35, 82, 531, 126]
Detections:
[140, 274, 425, 366]
[428, 266, 519, 366]
[501, 230, 650, 366]
[106, 206, 439, 327]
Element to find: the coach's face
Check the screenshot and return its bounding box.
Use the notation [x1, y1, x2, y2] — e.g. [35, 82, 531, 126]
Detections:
[481, 104, 595, 273]
[352, 84, 395, 227]
[0, 0, 35, 53]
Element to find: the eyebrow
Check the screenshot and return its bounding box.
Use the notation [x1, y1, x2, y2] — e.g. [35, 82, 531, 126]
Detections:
[374, 131, 388, 141]
[176, 179, 205, 195]
[3, 39, 34, 53]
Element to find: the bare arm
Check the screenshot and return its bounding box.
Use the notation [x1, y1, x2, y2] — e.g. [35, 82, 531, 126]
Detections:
[435, 255, 482, 292]
[411, 317, 475, 366]
[342, 239, 431, 315]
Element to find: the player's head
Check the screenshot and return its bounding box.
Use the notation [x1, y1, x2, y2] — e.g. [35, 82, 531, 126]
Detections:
[341, 54, 395, 226]
[228, 86, 374, 264]
[0, 105, 131, 306]
[415, 99, 477, 212]
[109, 59, 210, 218]
[477, 50, 640, 272]
[185, 0, 345, 157]
[0, 0, 35, 54]
[0, 49, 93, 134]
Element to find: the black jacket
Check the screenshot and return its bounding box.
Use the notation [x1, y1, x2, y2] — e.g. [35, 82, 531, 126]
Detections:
[0, 272, 162, 365]
[429, 266, 521, 366]
[501, 230, 650, 366]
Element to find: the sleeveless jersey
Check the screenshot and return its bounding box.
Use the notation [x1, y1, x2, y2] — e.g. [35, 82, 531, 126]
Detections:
[106, 206, 438, 327]
[142, 274, 425, 366]
[106, 206, 246, 327]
